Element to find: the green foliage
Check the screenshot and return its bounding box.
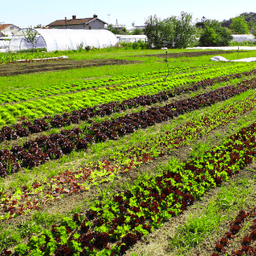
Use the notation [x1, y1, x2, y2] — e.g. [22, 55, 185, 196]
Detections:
[144, 12, 195, 49]
[230, 15, 250, 34]
[171, 11, 196, 48]
[108, 24, 129, 35]
[199, 20, 233, 46]
[131, 28, 143, 35]
[23, 27, 40, 52]
[120, 40, 147, 49]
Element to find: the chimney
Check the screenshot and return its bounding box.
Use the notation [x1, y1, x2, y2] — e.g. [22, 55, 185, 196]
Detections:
[116, 19, 118, 26]
[93, 14, 98, 18]
[72, 15, 76, 20]
[65, 17, 67, 26]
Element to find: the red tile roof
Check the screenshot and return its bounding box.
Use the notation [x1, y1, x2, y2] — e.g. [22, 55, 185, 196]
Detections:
[47, 17, 107, 27]
[0, 24, 15, 31]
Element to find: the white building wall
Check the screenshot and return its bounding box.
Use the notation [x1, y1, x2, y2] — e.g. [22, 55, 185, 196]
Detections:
[231, 34, 256, 42]
[1, 25, 20, 36]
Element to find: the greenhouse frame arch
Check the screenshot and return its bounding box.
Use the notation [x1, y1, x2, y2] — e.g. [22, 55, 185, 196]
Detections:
[9, 29, 118, 52]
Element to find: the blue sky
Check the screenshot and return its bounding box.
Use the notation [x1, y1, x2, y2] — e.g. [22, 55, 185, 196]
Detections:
[1, 0, 255, 28]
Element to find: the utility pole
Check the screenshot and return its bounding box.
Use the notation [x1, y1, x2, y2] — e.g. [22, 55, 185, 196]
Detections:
[107, 14, 110, 26]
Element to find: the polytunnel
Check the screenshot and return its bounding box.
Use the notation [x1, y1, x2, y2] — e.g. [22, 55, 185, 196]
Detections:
[0, 40, 10, 49]
[9, 29, 118, 52]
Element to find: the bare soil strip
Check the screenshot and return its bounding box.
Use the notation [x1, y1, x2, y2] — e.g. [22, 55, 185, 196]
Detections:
[0, 59, 140, 77]
[136, 50, 246, 59]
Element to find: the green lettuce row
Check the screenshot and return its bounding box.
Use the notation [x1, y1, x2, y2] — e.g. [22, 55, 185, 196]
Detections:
[0, 63, 255, 126]
[0, 64, 207, 105]
[12, 119, 256, 255]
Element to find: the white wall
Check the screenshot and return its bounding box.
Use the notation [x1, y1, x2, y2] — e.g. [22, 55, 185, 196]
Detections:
[1, 25, 20, 36]
[231, 34, 256, 42]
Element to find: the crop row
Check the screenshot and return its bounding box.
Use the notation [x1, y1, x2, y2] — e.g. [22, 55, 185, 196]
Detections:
[0, 64, 207, 104]
[1, 75, 256, 177]
[4, 116, 256, 255]
[1, 86, 255, 221]
[1, 68, 256, 139]
[211, 208, 256, 256]
[109, 92, 256, 166]
[0, 63, 255, 125]
[2, 75, 256, 178]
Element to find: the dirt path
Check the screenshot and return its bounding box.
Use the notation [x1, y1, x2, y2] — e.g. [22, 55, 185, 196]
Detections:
[138, 50, 245, 58]
[0, 58, 140, 77]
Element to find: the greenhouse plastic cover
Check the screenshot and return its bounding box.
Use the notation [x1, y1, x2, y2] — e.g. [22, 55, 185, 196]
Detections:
[187, 46, 256, 50]
[9, 29, 118, 52]
[211, 56, 256, 62]
[0, 41, 10, 49]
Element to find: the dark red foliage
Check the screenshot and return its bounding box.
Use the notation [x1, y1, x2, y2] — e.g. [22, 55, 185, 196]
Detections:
[92, 232, 110, 249]
[230, 224, 242, 235]
[0, 248, 12, 256]
[1, 126, 17, 140]
[121, 233, 138, 248]
[80, 220, 90, 233]
[55, 245, 73, 256]
[215, 243, 224, 252]
[249, 230, 256, 240]
[242, 235, 252, 245]
[220, 237, 228, 246]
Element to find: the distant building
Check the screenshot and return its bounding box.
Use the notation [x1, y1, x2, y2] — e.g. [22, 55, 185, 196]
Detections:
[0, 24, 20, 37]
[126, 22, 146, 33]
[47, 14, 107, 30]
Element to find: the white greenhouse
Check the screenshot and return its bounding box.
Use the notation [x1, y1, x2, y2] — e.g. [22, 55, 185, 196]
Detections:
[8, 29, 118, 52]
[116, 35, 147, 43]
[0, 40, 10, 49]
[231, 34, 256, 42]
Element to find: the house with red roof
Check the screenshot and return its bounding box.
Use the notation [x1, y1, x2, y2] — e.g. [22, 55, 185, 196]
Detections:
[0, 24, 20, 36]
[47, 14, 107, 30]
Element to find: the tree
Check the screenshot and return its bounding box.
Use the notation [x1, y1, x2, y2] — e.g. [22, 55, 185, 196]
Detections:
[199, 20, 233, 46]
[248, 20, 256, 36]
[108, 24, 129, 35]
[23, 27, 39, 52]
[171, 11, 195, 48]
[230, 16, 249, 34]
[144, 12, 195, 49]
[144, 15, 163, 49]
[131, 28, 143, 35]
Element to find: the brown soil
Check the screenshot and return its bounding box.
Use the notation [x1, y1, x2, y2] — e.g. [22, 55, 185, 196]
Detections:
[0, 58, 140, 77]
[138, 50, 246, 59]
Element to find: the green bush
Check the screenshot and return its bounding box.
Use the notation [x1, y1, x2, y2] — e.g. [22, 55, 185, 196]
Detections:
[199, 20, 233, 46]
[144, 12, 195, 49]
[119, 40, 147, 49]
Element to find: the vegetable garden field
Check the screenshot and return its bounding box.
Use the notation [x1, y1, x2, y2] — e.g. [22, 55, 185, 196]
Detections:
[1, 48, 256, 255]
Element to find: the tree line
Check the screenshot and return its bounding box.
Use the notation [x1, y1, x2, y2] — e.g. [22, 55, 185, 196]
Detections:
[111, 12, 256, 49]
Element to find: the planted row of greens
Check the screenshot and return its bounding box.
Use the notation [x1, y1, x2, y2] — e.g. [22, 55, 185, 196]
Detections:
[1, 85, 256, 221]
[6, 118, 256, 256]
[0, 64, 206, 104]
[1, 75, 256, 177]
[1, 84, 256, 222]
[211, 208, 256, 256]
[2, 68, 254, 143]
[1, 64, 256, 127]
[109, 91, 256, 166]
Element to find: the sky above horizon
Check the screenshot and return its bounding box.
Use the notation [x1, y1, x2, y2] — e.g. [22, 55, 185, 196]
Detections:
[1, 0, 255, 28]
